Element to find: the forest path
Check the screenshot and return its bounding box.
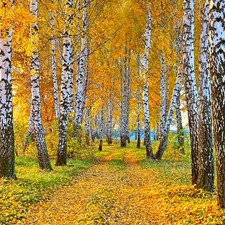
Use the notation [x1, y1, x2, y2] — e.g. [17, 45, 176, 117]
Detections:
[17, 147, 169, 225]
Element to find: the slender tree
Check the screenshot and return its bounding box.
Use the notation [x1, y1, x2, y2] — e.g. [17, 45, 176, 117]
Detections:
[155, 73, 182, 160]
[196, 0, 214, 192]
[28, 0, 52, 170]
[141, 11, 154, 159]
[120, 47, 131, 147]
[98, 108, 104, 151]
[0, 0, 15, 178]
[107, 97, 113, 144]
[56, 0, 74, 166]
[182, 0, 199, 184]
[75, 0, 90, 135]
[50, 0, 60, 118]
[209, 0, 225, 208]
[137, 90, 141, 148]
[159, 50, 167, 139]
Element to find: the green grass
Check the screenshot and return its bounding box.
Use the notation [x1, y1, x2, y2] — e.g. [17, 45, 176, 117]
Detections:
[0, 157, 92, 224]
[108, 159, 126, 170]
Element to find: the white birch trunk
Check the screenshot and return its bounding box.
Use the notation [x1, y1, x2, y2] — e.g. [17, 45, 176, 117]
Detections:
[175, 22, 185, 154]
[137, 90, 141, 148]
[56, 0, 74, 166]
[209, 0, 225, 208]
[155, 73, 182, 159]
[75, 0, 90, 135]
[160, 50, 167, 138]
[196, 0, 214, 192]
[85, 106, 91, 145]
[107, 97, 113, 144]
[120, 48, 131, 147]
[29, 0, 52, 170]
[141, 11, 154, 159]
[50, 2, 60, 118]
[183, 0, 199, 184]
[0, 23, 15, 178]
[98, 108, 104, 151]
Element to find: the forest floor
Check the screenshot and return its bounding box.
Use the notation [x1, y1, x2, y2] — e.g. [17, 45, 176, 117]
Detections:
[14, 143, 225, 225]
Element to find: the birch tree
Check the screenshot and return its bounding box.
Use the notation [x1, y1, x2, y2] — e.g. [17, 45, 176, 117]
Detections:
[196, 0, 214, 192]
[28, 0, 52, 170]
[107, 97, 113, 144]
[75, 0, 90, 135]
[182, 0, 199, 184]
[0, 1, 15, 178]
[159, 50, 167, 139]
[155, 73, 182, 159]
[209, 0, 225, 208]
[137, 90, 141, 148]
[56, 0, 74, 166]
[98, 108, 104, 151]
[175, 22, 184, 154]
[50, 0, 60, 118]
[120, 48, 131, 147]
[141, 11, 154, 159]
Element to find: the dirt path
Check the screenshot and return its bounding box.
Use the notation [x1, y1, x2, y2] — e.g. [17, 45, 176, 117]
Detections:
[16, 149, 169, 225]
[15, 147, 225, 225]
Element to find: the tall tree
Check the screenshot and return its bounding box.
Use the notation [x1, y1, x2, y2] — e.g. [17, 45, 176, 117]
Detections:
[107, 97, 113, 144]
[159, 50, 167, 139]
[0, 1, 15, 178]
[98, 107, 104, 151]
[141, 11, 154, 159]
[74, 0, 90, 136]
[120, 47, 131, 147]
[136, 90, 141, 148]
[209, 0, 225, 208]
[155, 72, 182, 160]
[50, 0, 60, 118]
[56, 0, 74, 166]
[182, 0, 199, 184]
[28, 0, 52, 170]
[196, 0, 214, 192]
[175, 22, 184, 154]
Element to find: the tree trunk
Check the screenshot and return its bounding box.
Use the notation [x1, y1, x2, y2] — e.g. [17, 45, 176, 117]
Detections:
[183, 0, 199, 185]
[209, 0, 225, 208]
[120, 47, 131, 147]
[176, 88, 185, 154]
[141, 11, 154, 159]
[175, 22, 185, 154]
[196, 0, 214, 192]
[98, 108, 104, 151]
[107, 98, 113, 144]
[85, 107, 91, 145]
[137, 91, 141, 148]
[29, 0, 52, 171]
[75, 0, 90, 136]
[56, 0, 74, 166]
[155, 73, 182, 160]
[159, 50, 167, 139]
[0, 22, 15, 178]
[50, 2, 60, 118]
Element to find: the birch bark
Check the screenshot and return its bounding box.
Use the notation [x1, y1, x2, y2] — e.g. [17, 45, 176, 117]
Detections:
[155, 73, 182, 159]
[0, 2, 15, 177]
[75, 0, 90, 135]
[29, 0, 52, 170]
[141, 11, 154, 159]
[50, 2, 60, 118]
[56, 0, 74, 166]
[196, 0, 214, 192]
[183, 0, 199, 184]
[160, 50, 167, 139]
[209, 0, 225, 208]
